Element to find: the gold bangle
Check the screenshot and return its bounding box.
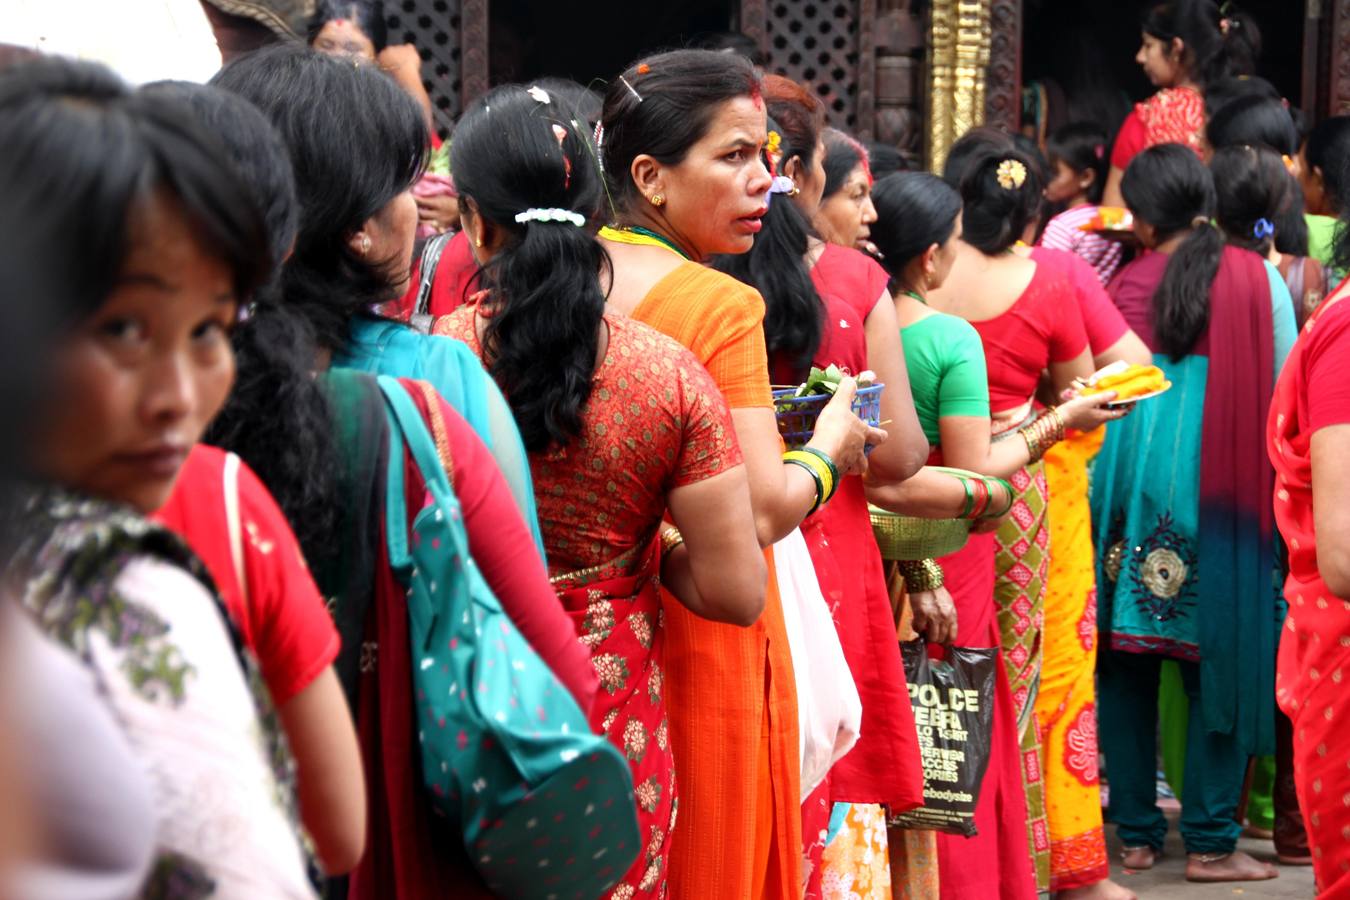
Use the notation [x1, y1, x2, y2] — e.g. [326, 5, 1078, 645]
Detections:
[898, 558, 945, 593]
[660, 527, 685, 556]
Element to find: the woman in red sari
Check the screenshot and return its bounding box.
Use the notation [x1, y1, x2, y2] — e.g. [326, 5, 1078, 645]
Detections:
[1268, 275, 1350, 897]
[1102, 0, 1261, 207]
[434, 83, 767, 899]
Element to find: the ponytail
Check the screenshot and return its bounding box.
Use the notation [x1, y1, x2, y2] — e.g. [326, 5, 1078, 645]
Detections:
[1122, 143, 1221, 360]
[1153, 220, 1223, 360]
[451, 83, 607, 452]
[206, 298, 340, 565]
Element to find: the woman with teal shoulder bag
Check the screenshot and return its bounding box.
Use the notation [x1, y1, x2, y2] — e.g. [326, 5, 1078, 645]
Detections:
[209, 44, 614, 899]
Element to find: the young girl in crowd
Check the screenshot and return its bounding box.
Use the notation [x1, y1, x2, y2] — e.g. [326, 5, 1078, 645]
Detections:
[142, 79, 366, 876]
[1094, 142, 1294, 884]
[435, 81, 767, 895]
[715, 73, 928, 896]
[1102, 0, 1261, 206]
[598, 48, 896, 900]
[1039, 122, 1124, 285]
[0, 56, 314, 896]
[211, 44, 598, 898]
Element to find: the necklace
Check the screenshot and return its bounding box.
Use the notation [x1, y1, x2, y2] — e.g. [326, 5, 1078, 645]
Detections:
[598, 224, 691, 260]
[902, 289, 927, 305]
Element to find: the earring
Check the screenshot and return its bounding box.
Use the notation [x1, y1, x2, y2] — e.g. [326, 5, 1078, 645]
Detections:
[650, 193, 665, 208]
[790, 185, 801, 197]
[475, 237, 484, 248]
[359, 234, 372, 255]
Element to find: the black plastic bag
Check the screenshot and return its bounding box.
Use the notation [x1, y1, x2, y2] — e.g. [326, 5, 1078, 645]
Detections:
[888, 640, 997, 837]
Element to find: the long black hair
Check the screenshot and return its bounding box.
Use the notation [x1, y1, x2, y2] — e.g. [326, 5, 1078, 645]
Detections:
[821, 128, 871, 201]
[1211, 144, 1293, 258]
[1121, 143, 1222, 360]
[600, 48, 760, 216]
[1205, 96, 1306, 254]
[0, 57, 269, 324]
[712, 108, 824, 377]
[212, 43, 426, 352]
[1306, 115, 1350, 216]
[451, 84, 608, 452]
[1143, 0, 1260, 87]
[1047, 121, 1109, 204]
[210, 43, 426, 563]
[870, 172, 962, 289]
[959, 146, 1044, 255]
[306, 0, 388, 53]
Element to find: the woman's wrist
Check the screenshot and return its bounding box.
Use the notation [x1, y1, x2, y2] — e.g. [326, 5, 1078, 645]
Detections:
[1018, 405, 1066, 463]
[784, 447, 838, 515]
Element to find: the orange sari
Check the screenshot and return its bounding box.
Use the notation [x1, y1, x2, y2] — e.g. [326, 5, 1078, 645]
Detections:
[629, 262, 802, 900]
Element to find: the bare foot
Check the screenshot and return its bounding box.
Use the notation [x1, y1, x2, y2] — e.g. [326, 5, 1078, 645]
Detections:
[1277, 851, 1313, 866]
[1056, 878, 1137, 900]
[1242, 823, 1275, 840]
[1185, 850, 1279, 882]
[1119, 846, 1158, 870]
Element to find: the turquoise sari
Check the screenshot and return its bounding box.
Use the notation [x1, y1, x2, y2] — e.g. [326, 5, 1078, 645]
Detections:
[334, 315, 545, 560]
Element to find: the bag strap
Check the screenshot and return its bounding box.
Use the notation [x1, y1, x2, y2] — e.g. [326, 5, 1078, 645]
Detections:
[223, 452, 249, 607]
[409, 232, 453, 334]
[377, 375, 456, 571]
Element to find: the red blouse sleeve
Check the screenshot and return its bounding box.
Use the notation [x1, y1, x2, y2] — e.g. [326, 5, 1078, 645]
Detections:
[1111, 108, 1147, 171]
[433, 396, 600, 712]
[670, 347, 744, 488]
[235, 460, 341, 705]
[1306, 301, 1350, 433]
[1069, 253, 1130, 353]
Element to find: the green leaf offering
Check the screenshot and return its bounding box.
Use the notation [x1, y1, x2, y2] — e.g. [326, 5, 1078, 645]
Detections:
[793, 365, 875, 397]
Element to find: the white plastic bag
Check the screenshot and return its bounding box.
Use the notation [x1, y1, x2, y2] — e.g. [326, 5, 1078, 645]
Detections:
[773, 528, 862, 797]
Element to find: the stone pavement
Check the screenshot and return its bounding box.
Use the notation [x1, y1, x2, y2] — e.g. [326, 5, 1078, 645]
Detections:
[1102, 810, 1316, 899]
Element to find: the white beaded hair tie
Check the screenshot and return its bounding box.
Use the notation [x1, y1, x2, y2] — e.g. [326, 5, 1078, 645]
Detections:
[514, 208, 586, 227]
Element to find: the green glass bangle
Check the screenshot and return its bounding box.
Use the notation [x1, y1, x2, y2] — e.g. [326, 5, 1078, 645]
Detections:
[785, 456, 825, 515]
[954, 473, 976, 518]
[800, 447, 841, 502]
[984, 476, 1016, 519]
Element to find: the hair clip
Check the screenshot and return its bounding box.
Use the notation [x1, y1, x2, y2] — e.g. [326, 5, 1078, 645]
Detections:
[619, 74, 643, 103]
[515, 208, 586, 227]
[637, 63, 651, 75]
[996, 159, 1027, 190]
[1253, 217, 1275, 240]
[766, 175, 796, 206]
[1191, 215, 1210, 228]
[527, 85, 551, 105]
[1093, 144, 1105, 160]
[1282, 153, 1297, 174]
[552, 124, 573, 190]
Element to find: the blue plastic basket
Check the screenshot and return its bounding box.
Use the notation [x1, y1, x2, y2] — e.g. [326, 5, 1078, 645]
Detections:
[771, 382, 884, 450]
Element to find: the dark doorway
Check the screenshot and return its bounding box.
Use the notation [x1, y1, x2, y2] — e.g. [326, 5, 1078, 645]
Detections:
[488, 0, 739, 89]
[1020, 0, 1311, 142]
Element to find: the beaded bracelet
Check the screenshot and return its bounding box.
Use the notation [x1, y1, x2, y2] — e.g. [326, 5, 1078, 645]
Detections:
[898, 558, 945, 593]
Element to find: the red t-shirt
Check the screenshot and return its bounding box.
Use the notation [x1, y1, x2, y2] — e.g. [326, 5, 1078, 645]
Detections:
[1030, 245, 1130, 355]
[970, 264, 1089, 412]
[394, 230, 482, 320]
[154, 445, 340, 705]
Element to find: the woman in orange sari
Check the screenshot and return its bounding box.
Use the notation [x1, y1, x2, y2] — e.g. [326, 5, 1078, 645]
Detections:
[434, 83, 767, 898]
[1268, 275, 1350, 898]
[597, 49, 913, 899]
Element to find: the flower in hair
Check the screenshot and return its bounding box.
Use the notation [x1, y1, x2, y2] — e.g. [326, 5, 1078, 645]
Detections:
[996, 159, 1027, 190]
[1094, 144, 1105, 160]
[1253, 217, 1275, 240]
[766, 130, 782, 158]
[637, 63, 651, 75]
[514, 207, 586, 227]
[527, 85, 551, 105]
